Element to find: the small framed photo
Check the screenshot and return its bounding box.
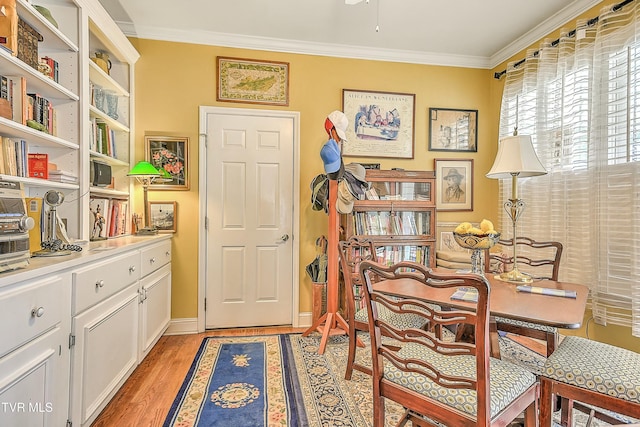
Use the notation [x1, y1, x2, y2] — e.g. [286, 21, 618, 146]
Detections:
[148, 201, 177, 233]
[342, 89, 415, 159]
[217, 56, 289, 106]
[145, 136, 189, 190]
[434, 158, 474, 211]
[429, 108, 478, 152]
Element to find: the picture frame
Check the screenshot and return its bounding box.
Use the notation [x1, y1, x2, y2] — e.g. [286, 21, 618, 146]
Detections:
[217, 56, 289, 106]
[145, 136, 189, 190]
[148, 201, 177, 233]
[429, 108, 478, 152]
[434, 158, 474, 211]
[342, 89, 415, 159]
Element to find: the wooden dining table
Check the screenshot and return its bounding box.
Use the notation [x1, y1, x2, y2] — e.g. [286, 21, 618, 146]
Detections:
[372, 269, 589, 357]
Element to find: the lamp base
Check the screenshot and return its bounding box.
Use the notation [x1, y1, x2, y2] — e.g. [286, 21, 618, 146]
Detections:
[495, 268, 533, 284]
[136, 227, 158, 235]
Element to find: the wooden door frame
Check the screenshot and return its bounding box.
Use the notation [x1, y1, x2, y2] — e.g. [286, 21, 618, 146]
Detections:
[197, 106, 301, 332]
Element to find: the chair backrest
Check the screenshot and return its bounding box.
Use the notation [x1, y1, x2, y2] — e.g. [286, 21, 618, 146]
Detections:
[484, 236, 563, 281]
[339, 236, 377, 317]
[359, 260, 493, 424]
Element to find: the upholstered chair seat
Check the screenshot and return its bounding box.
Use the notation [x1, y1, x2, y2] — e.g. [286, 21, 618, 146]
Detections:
[539, 336, 640, 426]
[386, 342, 537, 418]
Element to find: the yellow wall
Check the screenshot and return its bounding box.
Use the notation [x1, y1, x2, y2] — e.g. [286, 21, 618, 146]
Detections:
[130, 38, 500, 319]
[129, 0, 640, 353]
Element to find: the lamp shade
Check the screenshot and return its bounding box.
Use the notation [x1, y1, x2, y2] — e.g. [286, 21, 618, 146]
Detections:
[127, 161, 161, 178]
[486, 134, 547, 179]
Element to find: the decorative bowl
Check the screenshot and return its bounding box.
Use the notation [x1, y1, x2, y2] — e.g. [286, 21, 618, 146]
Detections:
[453, 232, 501, 250]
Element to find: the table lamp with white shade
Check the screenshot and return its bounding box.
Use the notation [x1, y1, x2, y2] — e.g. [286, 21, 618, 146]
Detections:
[127, 161, 162, 235]
[486, 131, 547, 283]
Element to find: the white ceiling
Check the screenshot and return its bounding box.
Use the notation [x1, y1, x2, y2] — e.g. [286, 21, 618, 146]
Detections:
[97, 0, 603, 69]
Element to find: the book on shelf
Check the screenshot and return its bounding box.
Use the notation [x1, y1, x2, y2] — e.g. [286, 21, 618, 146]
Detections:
[1, 136, 27, 177]
[6, 75, 27, 125]
[48, 169, 78, 183]
[27, 153, 48, 179]
[0, 75, 10, 119]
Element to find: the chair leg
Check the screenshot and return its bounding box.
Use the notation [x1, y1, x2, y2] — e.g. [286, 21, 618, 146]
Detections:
[373, 395, 385, 427]
[345, 324, 357, 380]
[560, 397, 573, 427]
[523, 400, 538, 427]
[539, 377, 555, 427]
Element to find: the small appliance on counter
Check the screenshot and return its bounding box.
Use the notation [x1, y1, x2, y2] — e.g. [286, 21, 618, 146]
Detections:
[0, 180, 34, 272]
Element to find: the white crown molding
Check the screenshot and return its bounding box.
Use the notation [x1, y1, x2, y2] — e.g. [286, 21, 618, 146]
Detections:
[490, 0, 603, 69]
[117, 21, 491, 69]
[117, 0, 603, 71]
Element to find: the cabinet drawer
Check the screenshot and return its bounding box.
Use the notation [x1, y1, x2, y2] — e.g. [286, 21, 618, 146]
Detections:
[73, 251, 140, 314]
[0, 274, 67, 358]
[140, 240, 171, 277]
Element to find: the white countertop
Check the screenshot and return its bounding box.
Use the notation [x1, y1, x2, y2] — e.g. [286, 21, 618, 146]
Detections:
[0, 235, 171, 288]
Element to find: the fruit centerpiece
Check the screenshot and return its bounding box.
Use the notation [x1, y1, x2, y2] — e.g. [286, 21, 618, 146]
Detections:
[453, 220, 500, 277]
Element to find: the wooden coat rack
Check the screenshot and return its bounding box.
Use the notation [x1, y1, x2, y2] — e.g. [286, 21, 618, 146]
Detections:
[303, 178, 350, 354]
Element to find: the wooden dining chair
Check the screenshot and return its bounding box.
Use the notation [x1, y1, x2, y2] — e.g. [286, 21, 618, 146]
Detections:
[359, 260, 539, 427]
[539, 336, 640, 426]
[485, 236, 564, 356]
[339, 236, 427, 380]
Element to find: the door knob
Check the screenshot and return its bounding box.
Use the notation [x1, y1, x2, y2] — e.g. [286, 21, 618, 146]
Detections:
[280, 234, 290, 242]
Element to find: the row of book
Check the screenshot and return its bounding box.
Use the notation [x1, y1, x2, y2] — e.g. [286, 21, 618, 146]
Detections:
[350, 211, 428, 236]
[89, 117, 117, 157]
[0, 74, 57, 134]
[0, 137, 79, 182]
[89, 198, 128, 240]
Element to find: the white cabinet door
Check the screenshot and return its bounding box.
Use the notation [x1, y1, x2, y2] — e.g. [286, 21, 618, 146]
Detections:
[0, 326, 70, 427]
[139, 263, 171, 361]
[70, 283, 139, 427]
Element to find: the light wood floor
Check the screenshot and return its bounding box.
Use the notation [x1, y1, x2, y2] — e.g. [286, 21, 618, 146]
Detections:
[90, 327, 544, 427]
[91, 326, 306, 427]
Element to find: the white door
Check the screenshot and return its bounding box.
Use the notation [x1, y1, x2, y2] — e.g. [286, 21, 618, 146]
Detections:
[201, 108, 297, 328]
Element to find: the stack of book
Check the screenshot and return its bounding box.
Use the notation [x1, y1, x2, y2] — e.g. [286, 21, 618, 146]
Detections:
[48, 169, 78, 183]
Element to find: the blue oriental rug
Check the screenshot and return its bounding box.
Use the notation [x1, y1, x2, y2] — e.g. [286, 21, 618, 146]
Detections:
[163, 334, 306, 427]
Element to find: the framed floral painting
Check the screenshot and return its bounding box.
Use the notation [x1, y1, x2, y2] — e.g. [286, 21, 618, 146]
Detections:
[145, 136, 189, 190]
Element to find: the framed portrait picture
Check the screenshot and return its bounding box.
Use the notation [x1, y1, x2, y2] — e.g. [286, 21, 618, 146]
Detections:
[148, 201, 177, 233]
[342, 89, 415, 159]
[429, 108, 478, 152]
[145, 136, 189, 190]
[434, 158, 474, 211]
[217, 56, 289, 106]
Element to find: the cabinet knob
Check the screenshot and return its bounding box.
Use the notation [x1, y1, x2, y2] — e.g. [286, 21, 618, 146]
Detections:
[129, 265, 136, 273]
[95, 279, 105, 289]
[31, 307, 45, 318]
[150, 257, 156, 264]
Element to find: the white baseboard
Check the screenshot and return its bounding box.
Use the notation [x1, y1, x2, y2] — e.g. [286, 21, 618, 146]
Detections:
[165, 318, 199, 335]
[298, 311, 312, 328]
[166, 313, 313, 335]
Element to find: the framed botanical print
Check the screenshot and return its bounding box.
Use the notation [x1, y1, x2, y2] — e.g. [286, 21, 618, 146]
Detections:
[434, 158, 474, 211]
[145, 136, 189, 190]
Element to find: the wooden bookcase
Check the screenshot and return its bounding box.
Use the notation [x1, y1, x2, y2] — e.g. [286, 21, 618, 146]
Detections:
[340, 169, 437, 267]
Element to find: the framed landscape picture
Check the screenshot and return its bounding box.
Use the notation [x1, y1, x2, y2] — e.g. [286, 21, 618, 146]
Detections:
[148, 201, 177, 233]
[429, 108, 478, 152]
[342, 89, 415, 159]
[145, 136, 189, 190]
[217, 56, 289, 106]
[434, 158, 474, 211]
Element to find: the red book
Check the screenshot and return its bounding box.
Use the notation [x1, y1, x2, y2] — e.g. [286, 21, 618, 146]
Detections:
[28, 153, 48, 179]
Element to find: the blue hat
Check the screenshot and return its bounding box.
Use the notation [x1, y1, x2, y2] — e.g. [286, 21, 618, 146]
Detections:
[320, 139, 342, 174]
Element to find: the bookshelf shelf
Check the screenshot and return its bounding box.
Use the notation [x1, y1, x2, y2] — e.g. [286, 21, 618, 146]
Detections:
[340, 169, 437, 268]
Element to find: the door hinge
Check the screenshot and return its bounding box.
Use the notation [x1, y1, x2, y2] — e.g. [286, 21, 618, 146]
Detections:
[68, 334, 75, 349]
[204, 298, 206, 311]
[201, 133, 207, 148]
[204, 216, 208, 230]
[67, 420, 72, 427]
